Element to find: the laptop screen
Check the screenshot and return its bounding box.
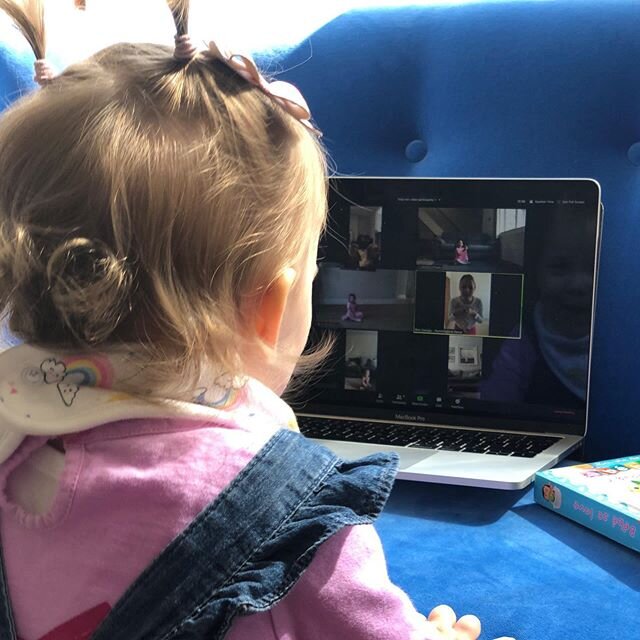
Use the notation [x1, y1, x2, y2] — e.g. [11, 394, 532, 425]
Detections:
[302, 178, 601, 437]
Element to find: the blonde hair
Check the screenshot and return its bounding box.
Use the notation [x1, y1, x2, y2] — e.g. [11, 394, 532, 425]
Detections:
[0, 0, 329, 395]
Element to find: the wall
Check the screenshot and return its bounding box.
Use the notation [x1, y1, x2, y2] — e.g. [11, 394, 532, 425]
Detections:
[318, 268, 415, 305]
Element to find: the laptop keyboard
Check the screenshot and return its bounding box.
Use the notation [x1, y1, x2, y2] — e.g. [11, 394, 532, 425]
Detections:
[298, 417, 561, 458]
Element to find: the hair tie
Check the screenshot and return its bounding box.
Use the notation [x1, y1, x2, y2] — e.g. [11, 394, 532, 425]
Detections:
[33, 59, 54, 87]
[174, 34, 198, 61]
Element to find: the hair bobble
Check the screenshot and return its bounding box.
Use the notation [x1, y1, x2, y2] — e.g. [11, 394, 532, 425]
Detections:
[174, 34, 198, 61]
[208, 40, 321, 136]
[33, 59, 54, 86]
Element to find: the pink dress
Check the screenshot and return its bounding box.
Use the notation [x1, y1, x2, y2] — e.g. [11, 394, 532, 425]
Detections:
[455, 246, 469, 264]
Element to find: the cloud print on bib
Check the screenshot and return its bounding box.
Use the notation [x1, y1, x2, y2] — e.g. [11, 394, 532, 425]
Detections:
[33, 355, 114, 407]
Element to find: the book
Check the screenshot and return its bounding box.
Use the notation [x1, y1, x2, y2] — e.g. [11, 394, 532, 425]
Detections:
[534, 455, 640, 553]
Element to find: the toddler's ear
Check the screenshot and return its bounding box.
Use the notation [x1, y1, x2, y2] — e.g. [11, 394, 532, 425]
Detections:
[254, 268, 297, 347]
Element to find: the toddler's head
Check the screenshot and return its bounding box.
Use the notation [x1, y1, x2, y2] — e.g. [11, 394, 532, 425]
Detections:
[0, 0, 328, 396]
[348, 293, 357, 303]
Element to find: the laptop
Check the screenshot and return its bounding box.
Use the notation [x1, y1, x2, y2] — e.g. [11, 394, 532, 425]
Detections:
[296, 177, 602, 489]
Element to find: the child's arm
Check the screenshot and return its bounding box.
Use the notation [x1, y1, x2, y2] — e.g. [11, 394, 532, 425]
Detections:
[473, 299, 483, 323]
[266, 524, 510, 639]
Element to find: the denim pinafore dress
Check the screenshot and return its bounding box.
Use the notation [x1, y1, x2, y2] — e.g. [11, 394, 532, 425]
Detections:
[0, 429, 398, 640]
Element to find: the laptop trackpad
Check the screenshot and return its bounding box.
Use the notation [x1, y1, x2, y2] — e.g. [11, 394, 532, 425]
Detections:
[321, 441, 436, 469]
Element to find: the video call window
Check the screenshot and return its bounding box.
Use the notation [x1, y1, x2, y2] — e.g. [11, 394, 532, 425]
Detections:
[414, 271, 524, 339]
[417, 207, 526, 272]
[477, 207, 598, 411]
[314, 267, 416, 332]
[448, 336, 484, 399]
[344, 330, 378, 392]
[345, 206, 382, 270]
[376, 332, 449, 403]
[308, 179, 599, 424]
[445, 272, 491, 336]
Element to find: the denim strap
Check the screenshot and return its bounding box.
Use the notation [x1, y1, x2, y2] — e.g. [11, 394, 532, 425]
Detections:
[0, 540, 16, 640]
[91, 428, 398, 640]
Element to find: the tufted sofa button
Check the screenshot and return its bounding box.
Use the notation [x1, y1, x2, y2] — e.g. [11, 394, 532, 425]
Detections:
[627, 142, 640, 166]
[405, 139, 428, 163]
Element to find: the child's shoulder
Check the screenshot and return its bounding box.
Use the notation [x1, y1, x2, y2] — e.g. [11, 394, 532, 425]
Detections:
[0, 376, 292, 531]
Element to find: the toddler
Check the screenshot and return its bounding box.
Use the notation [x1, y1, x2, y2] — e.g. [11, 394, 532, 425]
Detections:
[448, 274, 484, 335]
[0, 2, 512, 639]
[455, 239, 470, 264]
[341, 292, 364, 322]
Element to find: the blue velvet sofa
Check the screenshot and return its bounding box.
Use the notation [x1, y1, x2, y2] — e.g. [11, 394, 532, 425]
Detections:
[1, 2, 639, 639]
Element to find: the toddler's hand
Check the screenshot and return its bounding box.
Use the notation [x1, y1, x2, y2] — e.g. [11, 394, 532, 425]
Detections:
[426, 604, 515, 640]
